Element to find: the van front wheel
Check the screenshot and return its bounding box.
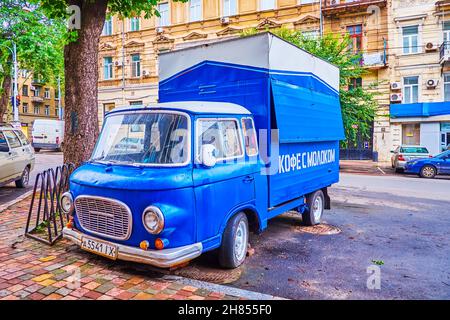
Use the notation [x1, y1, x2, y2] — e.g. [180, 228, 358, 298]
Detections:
[218, 212, 249, 269]
[302, 190, 325, 226]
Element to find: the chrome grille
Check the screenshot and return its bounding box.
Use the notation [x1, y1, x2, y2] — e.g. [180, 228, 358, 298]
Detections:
[75, 196, 132, 240]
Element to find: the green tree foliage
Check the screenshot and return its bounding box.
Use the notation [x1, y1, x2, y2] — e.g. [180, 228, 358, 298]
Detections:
[0, 0, 66, 119]
[242, 28, 378, 147]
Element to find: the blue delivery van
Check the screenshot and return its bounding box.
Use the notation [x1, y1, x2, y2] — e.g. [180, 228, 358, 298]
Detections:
[61, 33, 344, 269]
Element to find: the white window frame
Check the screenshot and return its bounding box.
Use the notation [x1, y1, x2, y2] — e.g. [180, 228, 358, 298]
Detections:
[102, 16, 113, 36]
[131, 54, 141, 78]
[189, 0, 202, 22]
[103, 57, 113, 80]
[129, 17, 140, 32]
[195, 118, 245, 163]
[158, 2, 170, 27]
[260, 0, 276, 11]
[222, 0, 237, 17]
[401, 24, 421, 55]
[34, 105, 40, 115]
[444, 73, 450, 102]
[403, 76, 420, 104]
[44, 88, 50, 99]
[44, 105, 50, 116]
[23, 103, 28, 114]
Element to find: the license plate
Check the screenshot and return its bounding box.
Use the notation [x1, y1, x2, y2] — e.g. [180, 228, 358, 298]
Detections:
[81, 236, 118, 260]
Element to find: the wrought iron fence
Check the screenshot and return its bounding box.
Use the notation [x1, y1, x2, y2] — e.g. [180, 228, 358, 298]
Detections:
[25, 163, 74, 245]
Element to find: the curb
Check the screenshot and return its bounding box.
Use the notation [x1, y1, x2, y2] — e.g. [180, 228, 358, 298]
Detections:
[0, 189, 34, 213]
[162, 275, 286, 300]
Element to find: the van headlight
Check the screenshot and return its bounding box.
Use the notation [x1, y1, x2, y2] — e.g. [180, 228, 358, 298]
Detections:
[142, 206, 164, 234]
[60, 192, 74, 215]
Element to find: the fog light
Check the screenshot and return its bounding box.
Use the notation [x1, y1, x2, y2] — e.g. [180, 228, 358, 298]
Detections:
[60, 192, 74, 215]
[155, 238, 169, 250]
[66, 216, 74, 229]
[142, 206, 164, 234]
[140, 240, 149, 251]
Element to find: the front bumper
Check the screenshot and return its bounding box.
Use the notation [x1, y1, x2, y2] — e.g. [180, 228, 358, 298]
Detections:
[63, 227, 202, 268]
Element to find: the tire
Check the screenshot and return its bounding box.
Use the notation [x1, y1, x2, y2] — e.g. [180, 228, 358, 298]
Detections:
[395, 167, 404, 173]
[15, 166, 30, 188]
[302, 190, 325, 226]
[218, 212, 249, 269]
[420, 165, 437, 179]
[34, 148, 41, 153]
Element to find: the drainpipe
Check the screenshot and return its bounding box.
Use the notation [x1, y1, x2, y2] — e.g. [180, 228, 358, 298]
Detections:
[319, 0, 323, 37]
[12, 42, 19, 123]
[121, 18, 126, 105]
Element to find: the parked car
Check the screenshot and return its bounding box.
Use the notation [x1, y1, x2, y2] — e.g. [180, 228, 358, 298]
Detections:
[61, 33, 344, 269]
[390, 145, 431, 172]
[0, 126, 35, 188]
[31, 119, 64, 152]
[405, 150, 450, 178]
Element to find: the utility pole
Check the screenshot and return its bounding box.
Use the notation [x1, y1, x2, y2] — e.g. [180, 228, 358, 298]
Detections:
[58, 76, 62, 120]
[12, 42, 19, 124]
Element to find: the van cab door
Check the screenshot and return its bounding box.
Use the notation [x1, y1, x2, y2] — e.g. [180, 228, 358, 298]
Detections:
[193, 117, 257, 242]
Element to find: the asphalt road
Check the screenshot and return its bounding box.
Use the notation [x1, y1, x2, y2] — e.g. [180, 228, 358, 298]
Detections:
[217, 173, 450, 299]
[0, 151, 63, 205]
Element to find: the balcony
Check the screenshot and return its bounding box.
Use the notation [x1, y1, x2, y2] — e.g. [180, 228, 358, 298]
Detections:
[362, 51, 387, 69]
[31, 78, 45, 86]
[31, 96, 43, 103]
[322, 0, 387, 16]
[440, 41, 450, 65]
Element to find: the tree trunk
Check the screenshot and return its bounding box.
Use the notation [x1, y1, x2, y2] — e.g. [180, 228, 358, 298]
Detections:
[0, 75, 12, 122]
[63, 0, 108, 167]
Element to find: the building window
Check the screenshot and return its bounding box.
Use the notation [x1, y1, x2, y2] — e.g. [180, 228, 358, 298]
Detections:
[22, 85, 28, 96]
[130, 17, 140, 31]
[131, 54, 141, 77]
[44, 88, 50, 99]
[402, 123, 420, 145]
[223, 0, 237, 17]
[443, 21, 450, 48]
[103, 57, 113, 80]
[34, 87, 40, 97]
[444, 74, 450, 101]
[102, 16, 113, 35]
[402, 25, 419, 54]
[189, 0, 202, 22]
[55, 107, 59, 117]
[55, 90, 59, 100]
[158, 2, 170, 27]
[348, 78, 362, 91]
[34, 105, 40, 114]
[347, 25, 362, 53]
[260, 0, 276, 11]
[403, 76, 419, 104]
[302, 29, 319, 39]
[44, 105, 50, 116]
[23, 103, 28, 114]
[130, 101, 143, 106]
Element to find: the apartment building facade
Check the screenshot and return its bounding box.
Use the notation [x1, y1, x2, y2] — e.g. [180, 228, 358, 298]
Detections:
[2, 70, 63, 137]
[388, 0, 450, 156]
[97, 0, 389, 158]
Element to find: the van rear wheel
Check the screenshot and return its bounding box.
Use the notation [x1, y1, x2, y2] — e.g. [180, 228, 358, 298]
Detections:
[218, 212, 249, 269]
[34, 148, 40, 153]
[302, 190, 324, 226]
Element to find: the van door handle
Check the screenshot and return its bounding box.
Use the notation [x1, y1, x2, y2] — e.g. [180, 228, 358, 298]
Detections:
[243, 176, 254, 183]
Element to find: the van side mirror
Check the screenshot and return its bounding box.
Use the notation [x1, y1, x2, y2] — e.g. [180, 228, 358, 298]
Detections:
[201, 144, 217, 168]
[390, 150, 394, 153]
[0, 145, 9, 153]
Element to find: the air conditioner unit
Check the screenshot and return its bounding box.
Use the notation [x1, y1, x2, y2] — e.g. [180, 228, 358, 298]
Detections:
[390, 82, 401, 90]
[114, 60, 123, 67]
[156, 27, 164, 34]
[142, 70, 150, 77]
[330, 0, 338, 4]
[426, 79, 438, 89]
[425, 42, 437, 52]
[390, 93, 403, 103]
[221, 16, 230, 25]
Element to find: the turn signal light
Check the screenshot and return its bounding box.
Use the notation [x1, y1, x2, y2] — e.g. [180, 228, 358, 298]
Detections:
[140, 240, 149, 251]
[398, 154, 405, 161]
[66, 217, 74, 229]
[155, 238, 169, 250]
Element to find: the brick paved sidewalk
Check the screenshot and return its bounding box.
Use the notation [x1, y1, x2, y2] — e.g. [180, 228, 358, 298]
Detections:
[0, 198, 273, 300]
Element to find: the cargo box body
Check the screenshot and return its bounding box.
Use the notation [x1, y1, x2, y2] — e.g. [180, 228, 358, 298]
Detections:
[159, 33, 344, 209]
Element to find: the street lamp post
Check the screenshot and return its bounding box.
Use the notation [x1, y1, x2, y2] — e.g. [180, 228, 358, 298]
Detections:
[0, 41, 20, 124]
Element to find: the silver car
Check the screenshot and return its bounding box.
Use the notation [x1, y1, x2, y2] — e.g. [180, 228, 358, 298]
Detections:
[391, 145, 431, 172]
[0, 127, 35, 188]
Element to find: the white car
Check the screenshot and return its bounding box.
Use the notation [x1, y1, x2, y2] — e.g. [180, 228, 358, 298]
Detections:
[32, 119, 64, 152]
[0, 126, 35, 188]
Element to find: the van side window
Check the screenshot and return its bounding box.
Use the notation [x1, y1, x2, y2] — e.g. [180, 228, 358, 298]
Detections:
[241, 118, 258, 156]
[0, 132, 8, 149]
[3, 130, 21, 149]
[15, 130, 30, 146]
[197, 119, 243, 161]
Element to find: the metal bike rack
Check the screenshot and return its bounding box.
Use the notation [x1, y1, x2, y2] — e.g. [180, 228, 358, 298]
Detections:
[25, 163, 74, 245]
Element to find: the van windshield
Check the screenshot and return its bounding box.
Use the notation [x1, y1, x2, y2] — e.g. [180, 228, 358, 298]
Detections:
[92, 112, 190, 166]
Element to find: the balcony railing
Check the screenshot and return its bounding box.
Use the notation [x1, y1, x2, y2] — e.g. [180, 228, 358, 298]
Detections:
[31, 78, 45, 86]
[31, 96, 43, 103]
[440, 41, 450, 63]
[322, 0, 387, 15]
[362, 51, 387, 68]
